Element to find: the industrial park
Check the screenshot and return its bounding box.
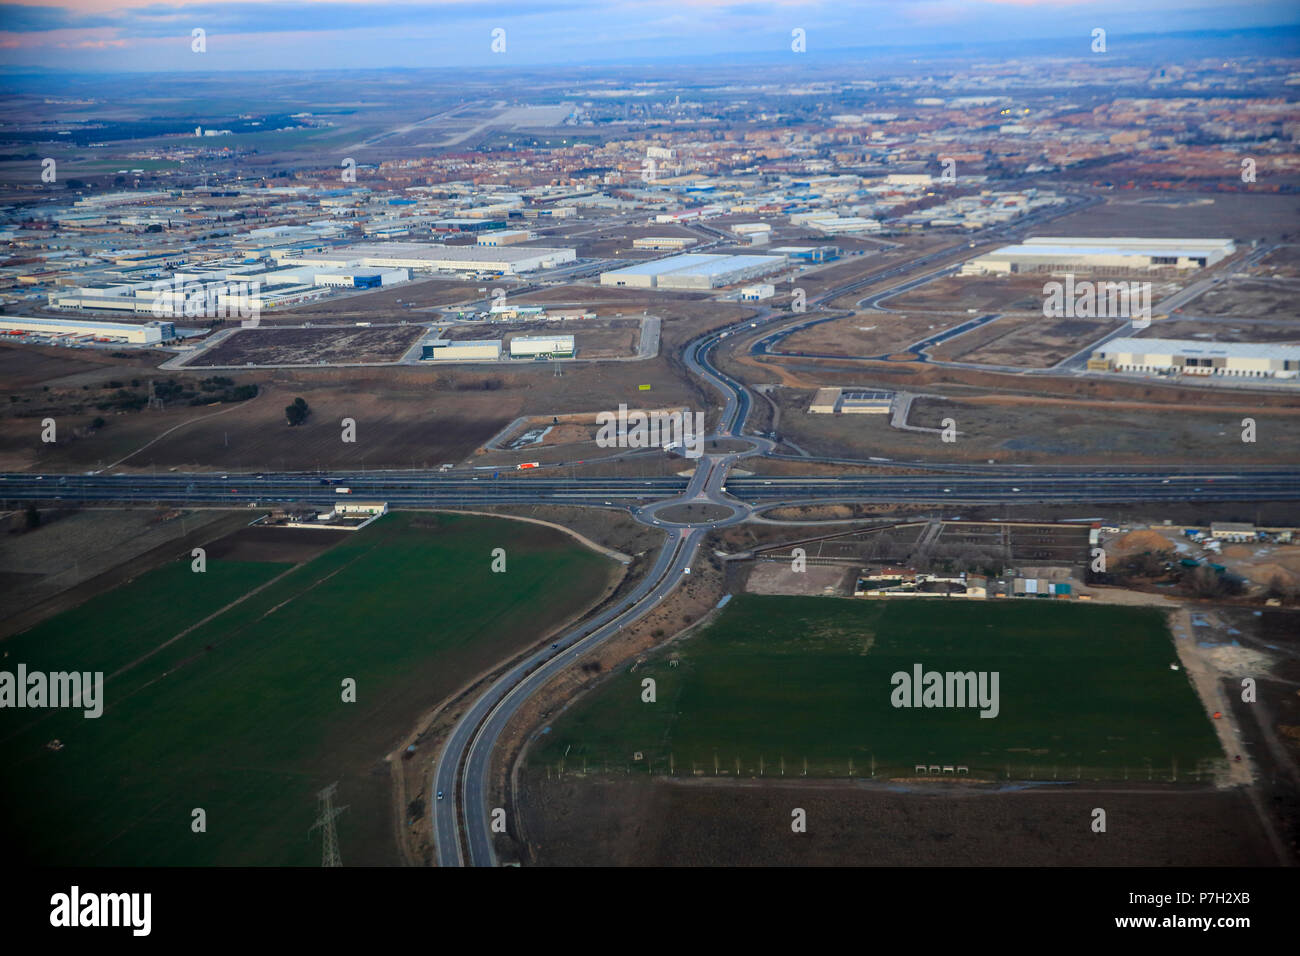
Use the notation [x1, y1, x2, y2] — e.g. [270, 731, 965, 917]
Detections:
[0, 0, 1297, 933]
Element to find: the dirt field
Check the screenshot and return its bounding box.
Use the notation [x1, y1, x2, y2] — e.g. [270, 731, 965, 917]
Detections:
[1, 331, 710, 471]
[1255, 245, 1300, 278]
[890, 274, 1048, 312]
[185, 325, 425, 367]
[0, 343, 166, 389]
[1190, 278, 1300, 321]
[906, 395, 1300, 463]
[1043, 192, 1300, 244]
[276, 275, 486, 317]
[764, 385, 1300, 465]
[779, 311, 942, 358]
[516, 774, 1276, 865]
[928, 315, 1114, 367]
[745, 561, 851, 595]
[1135, 318, 1300, 343]
[202, 524, 347, 564]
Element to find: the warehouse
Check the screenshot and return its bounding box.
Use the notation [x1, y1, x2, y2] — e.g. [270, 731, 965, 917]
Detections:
[313, 268, 408, 288]
[632, 236, 697, 250]
[0, 315, 174, 344]
[740, 283, 775, 301]
[771, 245, 840, 262]
[1087, 338, 1300, 379]
[962, 237, 1235, 275]
[476, 230, 532, 246]
[421, 339, 502, 361]
[807, 387, 894, 413]
[509, 334, 575, 358]
[277, 242, 576, 275]
[840, 390, 894, 413]
[600, 252, 785, 290]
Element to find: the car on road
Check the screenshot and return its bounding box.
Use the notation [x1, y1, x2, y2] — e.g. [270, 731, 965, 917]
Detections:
[436, 791, 443, 801]
[1012, 487, 1022, 492]
[550, 643, 559, 649]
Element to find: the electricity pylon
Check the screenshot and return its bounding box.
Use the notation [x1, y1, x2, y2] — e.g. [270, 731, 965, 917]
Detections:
[309, 782, 348, 867]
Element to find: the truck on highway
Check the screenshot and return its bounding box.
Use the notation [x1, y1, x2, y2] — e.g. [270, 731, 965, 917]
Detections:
[517, 462, 540, 470]
[335, 487, 352, 494]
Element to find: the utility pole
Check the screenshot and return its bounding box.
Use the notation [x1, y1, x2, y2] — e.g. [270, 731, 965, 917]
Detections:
[309, 782, 348, 867]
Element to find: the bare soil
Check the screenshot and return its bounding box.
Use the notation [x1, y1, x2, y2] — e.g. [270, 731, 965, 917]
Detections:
[516, 774, 1277, 865]
[185, 325, 425, 367]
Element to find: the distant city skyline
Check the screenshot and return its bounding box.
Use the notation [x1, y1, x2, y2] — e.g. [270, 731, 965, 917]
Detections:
[0, 0, 1297, 72]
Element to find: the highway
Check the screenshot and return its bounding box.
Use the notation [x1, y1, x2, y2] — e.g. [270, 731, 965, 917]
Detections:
[433, 502, 703, 867]
[7, 471, 1294, 511]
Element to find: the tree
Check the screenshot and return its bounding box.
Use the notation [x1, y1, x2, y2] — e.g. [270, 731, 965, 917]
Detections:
[24, 504, 40, 530]
[90, 417, 106, 430]
[285, 396, 310, 426]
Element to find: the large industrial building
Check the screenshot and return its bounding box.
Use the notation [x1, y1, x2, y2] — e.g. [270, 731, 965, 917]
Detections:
[421, 339, 502, 361]
[0, 315, 175, 345]
[600, 253, 785, 290]
[631, 236, 697, 251]
[509, 334, 574, 358]
[277, 242, 576, 275]
[961, 237, 1235, 275]
[1087, 338, 1300, 379]
[771, 245, 840, 262]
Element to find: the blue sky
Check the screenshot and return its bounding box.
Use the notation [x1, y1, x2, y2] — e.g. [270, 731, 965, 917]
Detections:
[0, 1, 1296, 71]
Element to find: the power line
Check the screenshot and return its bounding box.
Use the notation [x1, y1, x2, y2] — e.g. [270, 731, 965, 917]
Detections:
[308, 782, 349, 867]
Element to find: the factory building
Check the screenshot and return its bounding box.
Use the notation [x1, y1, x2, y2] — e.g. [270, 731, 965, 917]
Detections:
[1087, 338, 1300, 379]
[421, 339, 502, 361]
[277, 242, 576, 275]
[313, 268, 408, 288]
[632, 236, 697, 251]
[600, 253, 785, 290]
[509, 334, 575, 358]
[0, 315, 174, 344]
[962, 237, 1235, 275]
[771, 245, 840, 262]
[476, 230, 532, 246]
[740, 283, 775, 301]
[801, 215, 882, 235]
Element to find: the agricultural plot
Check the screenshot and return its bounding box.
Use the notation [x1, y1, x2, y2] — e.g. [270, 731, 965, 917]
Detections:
[0, 512, 616, 865]
[533, 596, 1223, 781]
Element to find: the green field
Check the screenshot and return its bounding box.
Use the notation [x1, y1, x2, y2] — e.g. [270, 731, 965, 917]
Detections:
[0, 512, 614, 865]
[533, 596, 1224, 781]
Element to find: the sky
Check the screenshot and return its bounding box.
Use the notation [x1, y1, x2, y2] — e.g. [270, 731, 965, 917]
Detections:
[0, 0, 1296, 71]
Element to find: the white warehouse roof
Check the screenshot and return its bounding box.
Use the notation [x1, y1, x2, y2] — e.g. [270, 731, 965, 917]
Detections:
[990, 242, 1227, 260]
[1097, 338, 1300, 361]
